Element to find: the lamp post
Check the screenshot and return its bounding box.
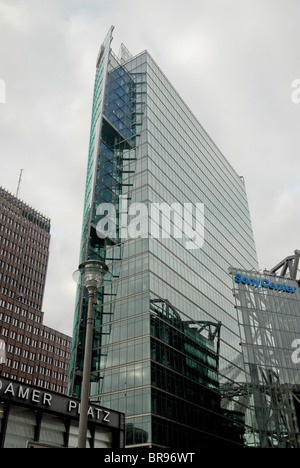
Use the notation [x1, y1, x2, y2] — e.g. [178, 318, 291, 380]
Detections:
[74, 260, 108, 448]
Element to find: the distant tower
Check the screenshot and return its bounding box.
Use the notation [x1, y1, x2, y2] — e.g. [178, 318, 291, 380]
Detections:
[0, 185, 50, 311]
[0, 186, 71, 393]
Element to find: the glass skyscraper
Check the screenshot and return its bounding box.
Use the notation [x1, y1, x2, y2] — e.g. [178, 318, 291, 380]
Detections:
[69, 27, 259, 448]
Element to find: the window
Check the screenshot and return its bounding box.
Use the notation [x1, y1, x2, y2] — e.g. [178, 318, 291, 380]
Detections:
[3, 407, 36, 448]
[39, 414, 66, 447]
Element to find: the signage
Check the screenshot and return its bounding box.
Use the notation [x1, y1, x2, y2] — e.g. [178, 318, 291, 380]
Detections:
[234, 273, 297, 294]
[0, 377, 120, 429]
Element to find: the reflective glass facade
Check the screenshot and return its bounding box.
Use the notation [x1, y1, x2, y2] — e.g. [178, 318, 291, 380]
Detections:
[231, 268, 300, 447]
[70, 27, 259, 448]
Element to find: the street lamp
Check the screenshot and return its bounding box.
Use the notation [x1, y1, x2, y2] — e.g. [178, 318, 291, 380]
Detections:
[73, 260, 109, 448]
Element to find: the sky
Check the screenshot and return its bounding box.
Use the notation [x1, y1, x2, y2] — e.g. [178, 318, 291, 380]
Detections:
[0, 0, 299, 336]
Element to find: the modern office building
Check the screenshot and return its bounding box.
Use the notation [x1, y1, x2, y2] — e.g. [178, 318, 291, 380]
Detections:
[230, 250, 300, 448]
[0, 186, 71, 393]
[69, 27, 259, 448]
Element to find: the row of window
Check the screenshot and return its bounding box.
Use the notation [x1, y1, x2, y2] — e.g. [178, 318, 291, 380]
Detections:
[41, 330, 70, 346]
[0, 225, 25, 238]
[1, 273, 43, 293]
[0, 217, 49, 252]
[1, 286, 38, 308]
[0, 248, 47, 274]
[0, 260, 45, 284]
[0, 190, 51, 234]
[0, 227, 48, 252]
[0, 327, 70, 358]
[0, 304, 71, 347]
[0, 211, 27, 231]
[0, 235, 24, 254]
[0, 249, 22, 264]
[0, 283, 42, 308]
[1, 316, 40, 334]
[0, 301, 43, 322]
[4, 359, 67, 376]
[2, 373, 67, 393]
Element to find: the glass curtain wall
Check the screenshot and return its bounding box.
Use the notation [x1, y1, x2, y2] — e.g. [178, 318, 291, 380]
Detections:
[231, 268, 300, 448]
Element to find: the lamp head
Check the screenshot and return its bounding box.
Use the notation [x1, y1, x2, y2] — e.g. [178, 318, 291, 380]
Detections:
[77, 260, 109, 293]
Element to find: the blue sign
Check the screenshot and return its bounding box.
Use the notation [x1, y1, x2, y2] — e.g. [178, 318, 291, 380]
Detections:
[234, 273, 297, 294]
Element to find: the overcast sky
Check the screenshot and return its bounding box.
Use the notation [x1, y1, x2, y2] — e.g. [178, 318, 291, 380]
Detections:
[0, 0, 299, 336]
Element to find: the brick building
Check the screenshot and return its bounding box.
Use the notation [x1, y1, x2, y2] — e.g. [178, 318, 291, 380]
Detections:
[0, 186, 71, 393]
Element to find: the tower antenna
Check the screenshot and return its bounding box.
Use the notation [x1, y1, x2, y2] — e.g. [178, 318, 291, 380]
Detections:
[16, 169, 23, 198]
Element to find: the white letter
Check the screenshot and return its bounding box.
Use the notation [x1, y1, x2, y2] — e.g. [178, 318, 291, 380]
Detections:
[127, 203, 148, 238]
[150, 203, 183, 239]
[291, 79, 300, 103]
[4, 382, 14, 396]
[68, 400, 77, 412]
[291, 339, 300, 364]
[94, 408, 102, 419]
[96, 203, 116, 239]
[43, 393, 52, 406]
[32, 389, 40, 403]
[184, 203, 205, 250]
[119, 195, 128, 240]
[0, 79, 6, 103]
[18, 386, 30, 400]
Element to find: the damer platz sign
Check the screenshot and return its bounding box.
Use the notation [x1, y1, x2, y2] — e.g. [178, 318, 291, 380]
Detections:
[0, 376, 122, 430]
